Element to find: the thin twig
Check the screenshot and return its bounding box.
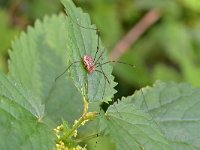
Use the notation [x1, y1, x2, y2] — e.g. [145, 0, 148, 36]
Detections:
[110, 9, 161, 61]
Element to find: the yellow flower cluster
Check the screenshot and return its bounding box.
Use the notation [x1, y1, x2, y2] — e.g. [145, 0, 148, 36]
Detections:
[54, 123, 87, 150]
[55, 141, 87, 150]
[56, 141, 68, 150]
[74, 145, 87, 150]
[73, 129, 77, 137]
[81, 119, 89, 126]
[54, 124, 64, 139]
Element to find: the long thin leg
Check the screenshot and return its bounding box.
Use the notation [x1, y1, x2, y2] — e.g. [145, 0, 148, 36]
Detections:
[94, 48, 106, 65]
[95, 63, 110, 83]
[66, 9, 97, 31]
[55, 61, 81, 82]
[99, 64, 123, 118]
[96, 70, 108, 100]
[96, 63, 110, 101]
[96, 70, 110, 84]
[93, 30, 100, 62]
[65, 9, 101, 63]
[96, 60, 135, 68]
[97, 64, 122, 118]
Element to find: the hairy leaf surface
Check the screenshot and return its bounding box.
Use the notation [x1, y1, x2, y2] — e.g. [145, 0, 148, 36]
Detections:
[100, 98, 172, 150]
[132, 81, 200, 150]
[9, 14, 83, 125]
[0, 71, 54, 149]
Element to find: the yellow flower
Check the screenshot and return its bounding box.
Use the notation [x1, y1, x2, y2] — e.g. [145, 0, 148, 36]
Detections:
[73, 130, 78, 137]
[81, 119, 88, 126]
[56, 141, 69, 150]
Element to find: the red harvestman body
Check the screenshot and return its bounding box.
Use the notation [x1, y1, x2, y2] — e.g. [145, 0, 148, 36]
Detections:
[55, 49, 132, 99]
[83, 54, 96, 74]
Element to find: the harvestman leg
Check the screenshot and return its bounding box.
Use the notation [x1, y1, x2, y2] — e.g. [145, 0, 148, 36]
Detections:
[96, 63, 122, 118]
[55, 61, 82, 81]
[66, 9, 100, 62]
[93, 66, 109, 147]
[93, 29, 100, 62]
[95, 69, 109, 100]
[94, 48, 106, 65]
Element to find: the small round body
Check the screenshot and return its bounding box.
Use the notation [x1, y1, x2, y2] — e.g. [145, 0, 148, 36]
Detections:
[83, 54, 96, 73]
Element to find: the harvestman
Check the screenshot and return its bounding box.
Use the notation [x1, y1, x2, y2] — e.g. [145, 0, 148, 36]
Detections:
[55, 13, 134, 101]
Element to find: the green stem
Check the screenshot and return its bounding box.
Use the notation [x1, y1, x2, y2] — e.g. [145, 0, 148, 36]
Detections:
[82, 96, 89, 117]
[66, 111, 99, 139]
[65, 95, 99, 139]
[76, 134, 98, 143]
[64, 86, 100, 139]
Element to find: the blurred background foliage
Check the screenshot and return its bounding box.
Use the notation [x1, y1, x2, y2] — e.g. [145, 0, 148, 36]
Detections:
[1, 0, 200, 100]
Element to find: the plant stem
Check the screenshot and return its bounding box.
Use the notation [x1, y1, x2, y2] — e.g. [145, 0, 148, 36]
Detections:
[82, 95, 89, 117]
[66, 95, 99, 139]
[66, 111, 99, 139]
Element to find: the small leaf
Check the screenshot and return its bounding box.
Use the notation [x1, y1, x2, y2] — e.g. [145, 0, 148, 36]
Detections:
[100, 98, 172, 150]
[132, 81, 200, 149]
[61, 0, 117, 102]
[0, 71, 55, 149]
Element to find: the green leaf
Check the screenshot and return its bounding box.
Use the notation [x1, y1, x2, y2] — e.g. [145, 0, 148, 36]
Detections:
[132, 81, 200, 149]
[0, 71, 55, 149]
[100, 98, 172, 150]
[9, 14, 83, 125]
[61, 0, 117, 102]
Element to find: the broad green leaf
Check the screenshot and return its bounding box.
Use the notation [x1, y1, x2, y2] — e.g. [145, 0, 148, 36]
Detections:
[100, 99, 172, 150]
[0, 71, 55, 149]
[132, 81, 200, 149]
[9, 14, 83, 125]
[61, 0, 117, 102]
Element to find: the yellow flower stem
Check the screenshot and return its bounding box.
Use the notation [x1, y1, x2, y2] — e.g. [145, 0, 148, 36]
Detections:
[82, 96, 89, 117]
[66, 111, 99, 139]
[66, 95, 99, 139]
